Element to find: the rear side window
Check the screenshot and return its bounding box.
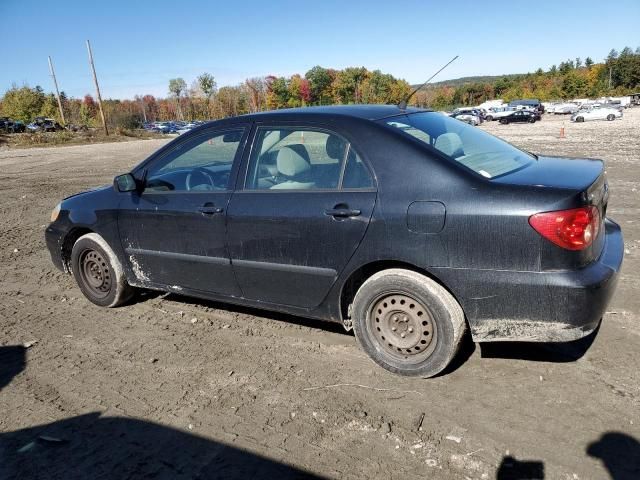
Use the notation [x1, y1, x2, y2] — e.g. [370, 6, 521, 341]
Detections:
[383, 112, 534, 178]
[342, 148, 374, 189]
[246, 127, 373, 190]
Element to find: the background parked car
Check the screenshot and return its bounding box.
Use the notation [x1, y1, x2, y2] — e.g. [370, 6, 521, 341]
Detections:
[0, 117, 26, 133]
[27, 117, 63, 132]
[485, 107, 516, 121]
[499, 110, 538, 124]
[553, 103, 579, 115]
[571, 106, 623, 122]
[451, 111, 480, 125]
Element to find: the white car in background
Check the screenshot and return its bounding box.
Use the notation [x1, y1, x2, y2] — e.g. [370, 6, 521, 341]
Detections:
[553, 103, 579, 114]
[484, 107, 516, 121]
[451, 111, 480, 126]
[571, 106, 622, 122]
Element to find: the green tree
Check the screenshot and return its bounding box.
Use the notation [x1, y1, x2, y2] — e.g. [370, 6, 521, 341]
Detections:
[305, 66, 333, 104]
[168, 78, 187, 119]
[197, 73, 217, 117]
[585, 57, 594, 69]
[0, 85, 46, 122]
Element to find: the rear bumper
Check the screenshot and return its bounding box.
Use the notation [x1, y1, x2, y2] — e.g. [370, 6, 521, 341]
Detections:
[437, 219, 624, 342]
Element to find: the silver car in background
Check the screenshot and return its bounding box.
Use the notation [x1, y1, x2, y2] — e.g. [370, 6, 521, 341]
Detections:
[571, 106, 623, 122]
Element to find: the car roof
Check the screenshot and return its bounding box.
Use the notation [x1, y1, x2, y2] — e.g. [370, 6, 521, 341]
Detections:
[241, 104, 430, 121]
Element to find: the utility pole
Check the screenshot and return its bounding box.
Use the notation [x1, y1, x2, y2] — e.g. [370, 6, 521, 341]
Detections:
[86, 40, 108, 135]
[48, 56, 66, 126]
[139, 97, 147, 123]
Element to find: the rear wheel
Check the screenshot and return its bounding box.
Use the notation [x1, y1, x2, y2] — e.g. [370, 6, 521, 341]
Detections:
[606, 114, 615, 121]
[71, 233, 134, 307]
[499, 118, 508, 124]
[576, 116, 584, 122]
[352, 269, 466, 377]
[485, 115, 493, 121]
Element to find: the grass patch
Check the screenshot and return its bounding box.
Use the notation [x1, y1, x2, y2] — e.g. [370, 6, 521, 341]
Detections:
[0, 129, 167, 149]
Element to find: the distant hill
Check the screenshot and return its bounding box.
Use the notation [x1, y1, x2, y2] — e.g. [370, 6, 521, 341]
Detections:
[412, 73, 524, 90]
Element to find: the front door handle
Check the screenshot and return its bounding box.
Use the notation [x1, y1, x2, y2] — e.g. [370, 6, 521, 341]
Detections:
[325, 208, 361, 218]
[198, 205, 224, 215]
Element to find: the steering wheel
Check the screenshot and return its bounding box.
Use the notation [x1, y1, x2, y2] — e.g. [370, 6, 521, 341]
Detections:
[186, 167, 216, 191]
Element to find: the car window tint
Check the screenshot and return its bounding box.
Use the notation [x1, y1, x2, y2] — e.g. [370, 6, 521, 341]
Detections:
[383, 113, 534, 179]
[144, 129, 244, 192]
[246, 128, 348, 190]
[342, 148, 374, 189]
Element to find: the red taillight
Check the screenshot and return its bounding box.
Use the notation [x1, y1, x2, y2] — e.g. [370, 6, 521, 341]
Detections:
[529, 206, 600, 251]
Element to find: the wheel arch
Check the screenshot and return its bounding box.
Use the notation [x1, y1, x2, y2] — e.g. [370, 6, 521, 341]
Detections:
[61, 227, 94, 272]
[338, 260, 467, 327]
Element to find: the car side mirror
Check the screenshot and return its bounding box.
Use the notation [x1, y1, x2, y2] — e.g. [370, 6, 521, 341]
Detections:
[114, 173, 137, 193]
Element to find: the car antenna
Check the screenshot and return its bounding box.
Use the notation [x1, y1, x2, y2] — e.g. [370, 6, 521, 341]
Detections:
[398, 55, 459, 110]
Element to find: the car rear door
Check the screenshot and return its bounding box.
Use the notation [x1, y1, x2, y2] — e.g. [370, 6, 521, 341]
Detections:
[117, 126, 249, 295]
[226, 124, 377, 308]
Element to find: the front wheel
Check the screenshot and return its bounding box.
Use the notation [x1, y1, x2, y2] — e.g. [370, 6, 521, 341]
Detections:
[499, 119, 508, 124]
[71, 233, 135, 307]
[351, 269, 466, 377]
[576, 116, 584, 122]
[606, 114, 615, 121]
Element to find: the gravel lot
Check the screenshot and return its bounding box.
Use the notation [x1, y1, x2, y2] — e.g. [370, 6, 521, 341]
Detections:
[1, 110, 639, 479]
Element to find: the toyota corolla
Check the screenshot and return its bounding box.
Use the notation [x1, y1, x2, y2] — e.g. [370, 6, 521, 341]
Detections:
[45, 105, 623, 377]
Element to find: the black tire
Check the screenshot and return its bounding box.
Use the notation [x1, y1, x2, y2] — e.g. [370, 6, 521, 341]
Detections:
[576, 116, 584, 123]
[499, 119, 508, 124]
[351, 269, 466, 378]
[71, 233, 134, 307]
[529, 117, 536, 123]
[485, 115, 493, 121]
[606, 114, 615, 121]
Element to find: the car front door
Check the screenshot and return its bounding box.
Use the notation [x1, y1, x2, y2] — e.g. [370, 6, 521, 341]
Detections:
[227, 125, 377, 308]
[117, 126, 249, 295]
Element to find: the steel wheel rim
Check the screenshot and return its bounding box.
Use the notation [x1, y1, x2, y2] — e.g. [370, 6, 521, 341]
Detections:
[79, 249, 112, 299]
[368, 293, 437, 363]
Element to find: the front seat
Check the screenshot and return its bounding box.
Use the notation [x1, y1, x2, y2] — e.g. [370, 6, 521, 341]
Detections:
[270, 146, 315, 190]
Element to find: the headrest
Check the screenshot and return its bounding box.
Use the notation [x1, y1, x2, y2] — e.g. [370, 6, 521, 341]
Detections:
[326, 135, 346, 160]
[435, 133, 464, 158]
[276, 146, 311, 177]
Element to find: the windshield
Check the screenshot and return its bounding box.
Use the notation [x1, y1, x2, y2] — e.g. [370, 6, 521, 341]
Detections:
[381, 112, 535, 178]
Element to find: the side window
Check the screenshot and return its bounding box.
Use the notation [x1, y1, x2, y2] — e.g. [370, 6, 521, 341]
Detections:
[246, 128, 348, 190]
[342, 147, 374, 189]
[144, 129, 244, 192]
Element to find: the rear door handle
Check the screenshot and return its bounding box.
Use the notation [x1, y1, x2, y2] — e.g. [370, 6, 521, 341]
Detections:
[325, 208, 361, 218]
[198, 205, 224, 215]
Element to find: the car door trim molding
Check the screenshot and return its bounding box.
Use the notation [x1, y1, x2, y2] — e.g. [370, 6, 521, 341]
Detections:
[232, 259, 337, 277]
[125, 247, 230, 266]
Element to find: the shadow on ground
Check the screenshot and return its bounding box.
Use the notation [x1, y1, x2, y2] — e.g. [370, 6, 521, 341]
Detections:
[587, 432, 640, 480]
[496, 455, 544, 479]
[0, 345, 26, 391]
[0, 412, 326, 480]
[156, 292, 352, 336]
[480, 324, 599, 363]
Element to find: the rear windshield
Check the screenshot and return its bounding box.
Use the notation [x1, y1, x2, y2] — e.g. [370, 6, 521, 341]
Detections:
[381, 112, 534, 178]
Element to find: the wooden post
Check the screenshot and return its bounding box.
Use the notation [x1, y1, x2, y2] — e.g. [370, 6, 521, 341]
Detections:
[139, 97, 147, 123]
[86, 40, 108, 135]
[48, 56, 66, 126]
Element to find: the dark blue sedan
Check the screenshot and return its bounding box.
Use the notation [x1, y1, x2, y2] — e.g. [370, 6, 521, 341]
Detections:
[45, 105, 623, 377]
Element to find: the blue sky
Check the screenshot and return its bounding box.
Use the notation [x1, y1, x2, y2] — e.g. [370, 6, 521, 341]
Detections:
[1, 0, 639, 99]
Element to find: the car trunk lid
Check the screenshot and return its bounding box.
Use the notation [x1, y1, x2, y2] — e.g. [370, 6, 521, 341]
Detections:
[494, 155, 608, 266]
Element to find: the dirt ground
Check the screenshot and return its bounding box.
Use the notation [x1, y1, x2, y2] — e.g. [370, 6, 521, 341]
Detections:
[0, 110, 639, 480]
